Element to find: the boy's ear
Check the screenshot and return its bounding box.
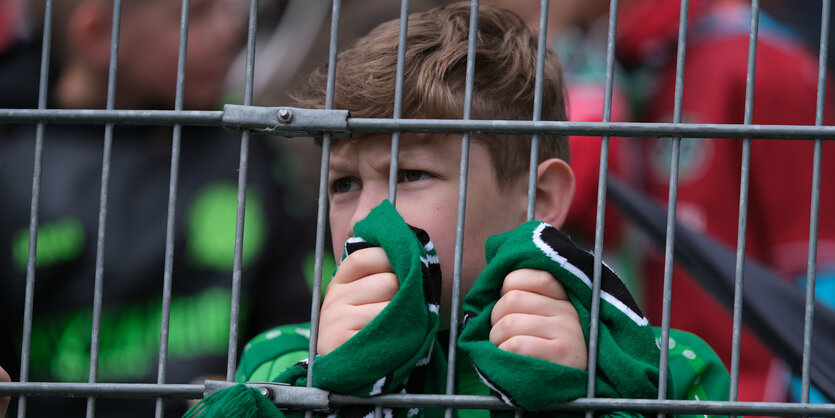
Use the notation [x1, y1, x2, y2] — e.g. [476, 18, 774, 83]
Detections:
[534, 158, 576, 228]
[67, 0, 113, 71]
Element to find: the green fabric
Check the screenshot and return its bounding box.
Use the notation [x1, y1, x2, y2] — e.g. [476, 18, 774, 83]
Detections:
[459, 221, 668, 410]
[183, 383, 284, 418]
[187, 201, 729, 417]
[658, 328, 730, 418]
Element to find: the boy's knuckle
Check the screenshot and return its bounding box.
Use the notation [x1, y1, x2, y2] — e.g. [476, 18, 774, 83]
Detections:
[501, 289, 526, 307]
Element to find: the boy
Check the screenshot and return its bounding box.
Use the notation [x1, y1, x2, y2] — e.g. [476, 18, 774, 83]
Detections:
[192, 3, 729, 417]
[0, 0, 316, 416]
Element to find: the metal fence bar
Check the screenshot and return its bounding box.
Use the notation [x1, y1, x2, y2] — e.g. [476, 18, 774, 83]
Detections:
[524, 0, 549, 222]
[324, 394, 835, 416]
[0, 109, 224, 125]
[657, 1, 689, 415]
[728, 1, 760, 410]
[444, 2, 479, 417]
[154, 0, 191, 416]
[6, 380, 835, 417]
[86, 1, 124, 416]
[16, 0, 55, 415]
[305, 3, 342, 418]
[585, 2, 619, 415]
[225, 0, 260, 382]
[7, 109, 835, 140]
[345, 119, 835, 140]
[387, 0, 410, 204]
[801, 0, 831, 405]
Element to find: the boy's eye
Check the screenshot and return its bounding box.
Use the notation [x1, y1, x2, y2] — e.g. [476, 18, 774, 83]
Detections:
[331, 177, 360, 194]
[398, 170, 430, 183]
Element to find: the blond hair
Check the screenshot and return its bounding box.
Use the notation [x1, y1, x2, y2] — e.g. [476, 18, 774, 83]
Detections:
[295, 1, 569, 187]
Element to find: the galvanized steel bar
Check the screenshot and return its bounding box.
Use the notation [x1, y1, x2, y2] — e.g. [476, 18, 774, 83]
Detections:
[525, 0, 549, 221]
[387, 0, 410, 204]
[729, 0, 760, 407]
[801, 0, 831, 404]
[154, 0, 191, 416]
[585, 1, 619, 414]
[445, 2, 479, 416]
[657, 1, 689, 413]
[8, 110, 835, 140]
[0, 109, 224, 125]
[306, 5, 342, 418]
[225, 0, 260, 382]
[86, 1, 124, 416]
[17, 0, 55, 416]
[325, 393, 835, 416]
[345, 118, 835, 140]
[0, 383, 204, 399]
[4, 382, 835, 416]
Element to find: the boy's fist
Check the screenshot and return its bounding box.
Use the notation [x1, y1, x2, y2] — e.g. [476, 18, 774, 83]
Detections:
[489, 269, 588, 370]
[317, 247, 399, 355]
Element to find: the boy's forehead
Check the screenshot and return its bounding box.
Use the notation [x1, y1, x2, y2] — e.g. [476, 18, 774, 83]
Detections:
[329, 134, 460, 168]
[332, 133, 453, 154]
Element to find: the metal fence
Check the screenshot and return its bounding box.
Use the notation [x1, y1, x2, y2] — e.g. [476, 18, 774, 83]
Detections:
[1, 0, 834, 416]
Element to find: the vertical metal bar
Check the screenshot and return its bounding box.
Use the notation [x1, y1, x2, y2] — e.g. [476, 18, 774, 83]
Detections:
[154, 0, 190, 416]
[388, 0, 410, 204]
[306, 4, 341, 418]
[585, 1, 618, 414]
[729, 0, 760, 409]
[657, 2, 689, 415]
[525, 0, 549, 221]
[86, 1, 122, 416]
[17, 0, 54, 416]
[445, 2, 479, 417]
[801, 0, 830, 404]
[226, 0, 259, 381]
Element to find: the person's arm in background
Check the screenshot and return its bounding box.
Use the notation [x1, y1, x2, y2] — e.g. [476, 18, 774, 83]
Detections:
[1, 365, 9, 418]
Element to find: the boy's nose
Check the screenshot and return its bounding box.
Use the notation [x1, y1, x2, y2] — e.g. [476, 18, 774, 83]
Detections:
[347, 186, 388, 237]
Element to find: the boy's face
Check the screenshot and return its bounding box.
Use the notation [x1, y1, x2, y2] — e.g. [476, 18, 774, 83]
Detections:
[328, 134, 529, 322]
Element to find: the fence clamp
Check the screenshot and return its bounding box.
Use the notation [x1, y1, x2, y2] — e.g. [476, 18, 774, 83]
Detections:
[222, 105, 351, 138]
[204, 380, 332, 411]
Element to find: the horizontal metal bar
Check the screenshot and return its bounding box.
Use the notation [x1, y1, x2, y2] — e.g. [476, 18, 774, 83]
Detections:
[4, 108, 835, 140]
[0, 109, 223, 126]
[2, 382, 834, 416]
[328, 394, 835, 416]
[348, 118, 835, 140]
[0, 383, 203, 399]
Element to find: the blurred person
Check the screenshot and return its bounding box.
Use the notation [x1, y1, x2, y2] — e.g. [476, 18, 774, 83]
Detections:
[0, 0, 316, 416]
[617, 0, 835, 404]
[0, 365, 8, 418]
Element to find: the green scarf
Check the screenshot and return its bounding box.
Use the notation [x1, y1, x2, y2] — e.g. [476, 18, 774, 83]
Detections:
[188, 201, 669, 417]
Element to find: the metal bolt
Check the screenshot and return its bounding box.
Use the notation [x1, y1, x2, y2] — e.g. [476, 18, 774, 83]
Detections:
[277, 108, 293, 123]
[259, 386, 273, 398]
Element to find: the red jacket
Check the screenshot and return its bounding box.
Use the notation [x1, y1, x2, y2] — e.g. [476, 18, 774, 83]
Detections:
[618, 0, 835, 403]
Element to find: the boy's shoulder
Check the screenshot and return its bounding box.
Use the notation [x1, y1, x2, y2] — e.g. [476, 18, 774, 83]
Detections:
[236, 323, 312, 383]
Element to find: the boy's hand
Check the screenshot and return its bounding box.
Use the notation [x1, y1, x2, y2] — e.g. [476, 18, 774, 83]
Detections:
[317, 247, 399, 355]
[489, 269, 588, 370]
